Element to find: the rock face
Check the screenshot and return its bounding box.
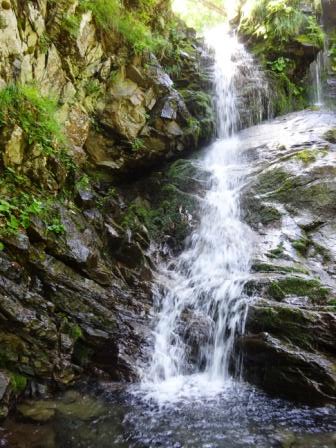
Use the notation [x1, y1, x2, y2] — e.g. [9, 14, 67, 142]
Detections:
[238, 110, 336, 405]
[0, 0, 216, 418]
[0, 1, 215, 178]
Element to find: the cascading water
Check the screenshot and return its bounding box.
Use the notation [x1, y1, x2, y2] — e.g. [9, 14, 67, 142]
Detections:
[310, 50, 325, 106]
[141, 26, 269, 401]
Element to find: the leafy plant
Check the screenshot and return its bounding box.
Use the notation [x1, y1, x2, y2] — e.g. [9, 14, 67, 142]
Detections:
[39, 32, 52, 53]
[61, 13, 81, 38]
[0, 195, 43, 236]
[85, 79, 102, 97]
[75, 174, 91, 190]
[131, 138, 146, 152]
[47, 218, 65, 235]
[0, 84, 64, 157]
[268, 57, 289, 73]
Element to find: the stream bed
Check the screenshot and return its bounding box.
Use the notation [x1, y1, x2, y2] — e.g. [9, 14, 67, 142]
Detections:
[1, 381, 336, 447]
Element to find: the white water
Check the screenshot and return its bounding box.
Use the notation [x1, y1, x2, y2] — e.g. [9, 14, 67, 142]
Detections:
[310, 50, 325, 106]
[141, 26, 268, 403]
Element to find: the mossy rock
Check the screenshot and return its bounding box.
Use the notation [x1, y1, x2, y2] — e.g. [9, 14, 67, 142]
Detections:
[247, 304, 315, 350]
[323, 128, 336, 143]
[267, 276, 331, 303]
[252, 262, 309, 275]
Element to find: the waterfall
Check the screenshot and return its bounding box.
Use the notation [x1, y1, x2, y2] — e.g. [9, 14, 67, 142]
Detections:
[141, 26, 268, 401]
[310, 50, 325, 106]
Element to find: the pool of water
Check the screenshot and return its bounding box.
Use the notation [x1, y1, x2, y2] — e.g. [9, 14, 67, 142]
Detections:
[1, 381, 335, 448]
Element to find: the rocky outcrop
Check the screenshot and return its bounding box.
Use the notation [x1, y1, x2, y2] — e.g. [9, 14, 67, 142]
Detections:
[0, 149, 205, 417]
[0, 1, 214, 177]
[0, 0, 215, 418]
[237, 110, 336, 405]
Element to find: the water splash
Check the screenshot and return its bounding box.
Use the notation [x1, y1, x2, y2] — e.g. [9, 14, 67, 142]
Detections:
[141, 26, 268, 402]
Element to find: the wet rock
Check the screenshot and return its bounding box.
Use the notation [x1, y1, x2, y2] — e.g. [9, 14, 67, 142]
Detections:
[239, 110, 336, 404]
[240, 331, 336, 405]
[0, 371, 10, 419]
[17, 391, 107, 423]
[178, 310, 214, 368]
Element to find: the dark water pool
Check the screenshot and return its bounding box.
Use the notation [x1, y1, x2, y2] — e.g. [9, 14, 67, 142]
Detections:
[1, 380, 335, 448]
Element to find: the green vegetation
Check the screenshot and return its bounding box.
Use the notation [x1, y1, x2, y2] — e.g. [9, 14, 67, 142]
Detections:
[292, 237, 310, 256]
[239, 0, 322, 47]
[0, 180, 67, 238]
[295, 149, 317, 164]
[10, 372, 27, 393]
[131, 138, 146, 152]
[119, 182, 198, 245]
[323, 128, 336, 143]
[329, 33, 336, 73]
[47, 218, 65, 235]
[0, 84, 67, 159]
[78, 0, 169, 54]
[253, 305, 314, 350]
[252, 262, 309, 275]
[0, 195, 42, 236]
[268, 277, 330, 303]
[238, 0, 324, 114]
[39, 32, 52, 53]
[61, 13, 81, 38]
[267, 243, 285, 259]
[0, 84, 77, 239]
[69, 324, 83, 341]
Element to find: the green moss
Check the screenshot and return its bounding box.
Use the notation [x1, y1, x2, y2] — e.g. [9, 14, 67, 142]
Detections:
[323, 128, 336, 144]
[267, 243, 284, 259]
[267, 277, 330, 303]
[292, 237, 310, 256]
[256, 169, 289, 194]
[70, 324, 83, 341]
[295, 150, 317, 164]
[253, 262, 309, 275]
[254, 305, 314, 350]
[260, 205, 282, 224]
[10, 373, 27, 393]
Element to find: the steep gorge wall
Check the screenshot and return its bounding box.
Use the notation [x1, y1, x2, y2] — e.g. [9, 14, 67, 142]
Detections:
[0, 0, 215, 418]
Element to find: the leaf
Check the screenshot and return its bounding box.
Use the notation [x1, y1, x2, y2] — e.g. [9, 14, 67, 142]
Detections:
[8, 215, 19, 230]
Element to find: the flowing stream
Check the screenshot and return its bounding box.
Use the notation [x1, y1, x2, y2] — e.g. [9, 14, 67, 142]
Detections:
[140, 25, 267, 402]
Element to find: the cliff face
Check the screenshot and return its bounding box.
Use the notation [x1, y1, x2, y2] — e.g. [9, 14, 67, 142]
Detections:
[0, 0, 215, 418]
[0, 0, 215, 177]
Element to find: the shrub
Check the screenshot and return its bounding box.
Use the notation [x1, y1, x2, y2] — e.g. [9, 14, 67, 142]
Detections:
[0, 84, 64, 157]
